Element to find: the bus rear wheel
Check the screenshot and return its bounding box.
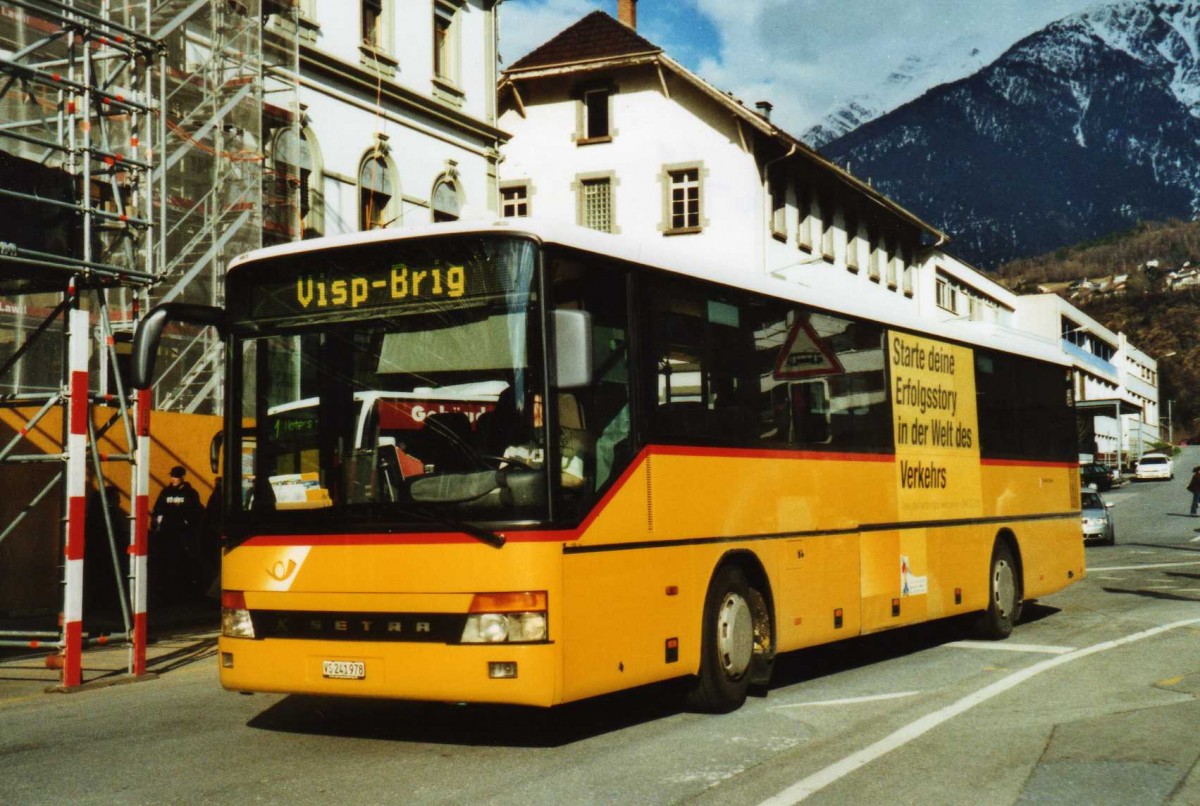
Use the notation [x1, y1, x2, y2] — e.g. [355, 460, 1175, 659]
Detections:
[976, 541, 1022, 639]
[685, 565, 756, 713]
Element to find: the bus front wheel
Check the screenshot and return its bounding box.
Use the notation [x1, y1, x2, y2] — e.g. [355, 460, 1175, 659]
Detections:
[685, 565, 756, 713]
[976, 541, 1022, 640]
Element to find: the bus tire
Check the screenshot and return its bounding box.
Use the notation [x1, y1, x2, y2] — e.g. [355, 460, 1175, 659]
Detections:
[976, 541, 1022, 640]
[685, 565, 755, 713]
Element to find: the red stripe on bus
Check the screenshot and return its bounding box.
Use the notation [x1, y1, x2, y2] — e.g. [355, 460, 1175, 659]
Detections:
[980, 458, 1077, 468]
[650, 444, 894, 463]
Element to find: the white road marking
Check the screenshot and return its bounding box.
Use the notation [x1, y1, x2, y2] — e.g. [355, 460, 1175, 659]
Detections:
[946, 641, 1074, 654]
[769, 691, 920, 710]
[1088, 561, 1200, 572]
[758, 618, 1200, 806]
[1190, 535, 1200, 543]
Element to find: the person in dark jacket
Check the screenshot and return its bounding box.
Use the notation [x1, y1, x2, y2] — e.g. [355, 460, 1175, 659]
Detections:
[1187, 466, 1200, 516]
[151, 466, 204, 603]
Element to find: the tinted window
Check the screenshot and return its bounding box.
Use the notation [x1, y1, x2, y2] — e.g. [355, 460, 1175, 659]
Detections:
[645, 274, 892, 453]
[548, 250, 632, 519]
[975, 351, 1074, 462]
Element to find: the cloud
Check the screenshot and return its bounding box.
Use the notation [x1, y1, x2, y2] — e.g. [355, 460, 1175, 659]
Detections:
[690, 0, 1100, 134]
[499, 0, 1100, 135]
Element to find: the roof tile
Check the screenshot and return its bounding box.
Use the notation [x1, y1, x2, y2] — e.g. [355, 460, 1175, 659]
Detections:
[506, 11, 661, 72]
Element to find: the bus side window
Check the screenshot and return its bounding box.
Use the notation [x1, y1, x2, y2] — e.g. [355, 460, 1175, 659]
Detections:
[548, 250, 632, 509]
[792, 380, 831, 444]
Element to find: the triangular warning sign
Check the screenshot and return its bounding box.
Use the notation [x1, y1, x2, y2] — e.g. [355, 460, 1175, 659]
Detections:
[773, 317, 844, 380]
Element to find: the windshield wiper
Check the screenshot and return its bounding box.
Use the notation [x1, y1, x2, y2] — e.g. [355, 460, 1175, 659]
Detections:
[397, 503, 506, 549]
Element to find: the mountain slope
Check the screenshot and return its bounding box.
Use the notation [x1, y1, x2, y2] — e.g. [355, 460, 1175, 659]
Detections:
[802, 40, 987, 148]
[820, 0, 1200, 268]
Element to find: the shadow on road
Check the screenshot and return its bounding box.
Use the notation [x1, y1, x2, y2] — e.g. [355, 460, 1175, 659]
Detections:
[247, 680, 688, 747]
[1120, 542, 1200, 554]
[1101, 587, 1199, 603]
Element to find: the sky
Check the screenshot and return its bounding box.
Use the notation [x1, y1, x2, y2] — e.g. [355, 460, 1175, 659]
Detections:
[500, 0, 1108, 136]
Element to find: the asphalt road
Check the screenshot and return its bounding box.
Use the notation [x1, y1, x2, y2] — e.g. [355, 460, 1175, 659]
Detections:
[2, 450, 1200, 805]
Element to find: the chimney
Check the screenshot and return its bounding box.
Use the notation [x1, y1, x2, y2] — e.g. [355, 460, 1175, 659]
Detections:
[755, 100, 773, 121]
[618, 0, 637, 29]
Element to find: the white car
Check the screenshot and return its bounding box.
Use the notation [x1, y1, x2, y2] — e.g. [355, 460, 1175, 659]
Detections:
[1134, 452, 1174, 481]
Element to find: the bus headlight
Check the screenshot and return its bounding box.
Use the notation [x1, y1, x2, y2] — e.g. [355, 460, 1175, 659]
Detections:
[221, 590, 256, 639]
[460, 592, 548, 644]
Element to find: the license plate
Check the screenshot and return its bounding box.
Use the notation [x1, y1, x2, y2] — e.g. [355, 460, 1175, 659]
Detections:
[322, 660, 366, 680]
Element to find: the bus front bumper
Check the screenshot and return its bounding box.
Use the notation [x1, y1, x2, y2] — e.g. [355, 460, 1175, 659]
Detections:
[217, 636, 560, 707]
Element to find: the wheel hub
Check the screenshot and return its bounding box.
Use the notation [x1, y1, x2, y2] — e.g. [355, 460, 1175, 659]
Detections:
[993, 559, 1015, 618]
[717, 592, 754, 678]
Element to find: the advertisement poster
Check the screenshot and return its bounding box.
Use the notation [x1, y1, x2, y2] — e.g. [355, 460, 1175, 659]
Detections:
[888, 330, 982, 520]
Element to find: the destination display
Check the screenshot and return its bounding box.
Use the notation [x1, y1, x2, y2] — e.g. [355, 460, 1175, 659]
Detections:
[243, 259, 519, 321]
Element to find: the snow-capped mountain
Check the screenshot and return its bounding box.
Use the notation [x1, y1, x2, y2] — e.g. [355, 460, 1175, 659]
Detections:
[803, 40, 988, 148]
[820, 0, 1200, 268]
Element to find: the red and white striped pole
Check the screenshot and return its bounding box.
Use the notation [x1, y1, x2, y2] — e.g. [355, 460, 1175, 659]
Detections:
[61, 307, 90, 687]
[130, 386, 151, 676]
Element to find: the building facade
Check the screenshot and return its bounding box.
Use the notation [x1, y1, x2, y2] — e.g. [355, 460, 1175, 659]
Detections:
[269, 0, 505, 245]
[497, 8, 946, 313]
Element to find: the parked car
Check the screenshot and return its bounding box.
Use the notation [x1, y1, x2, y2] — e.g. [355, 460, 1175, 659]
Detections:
[1135, 452, 1174, 481]
[1081, 490, 1115, 545]
[1080, 462, 1115, 491]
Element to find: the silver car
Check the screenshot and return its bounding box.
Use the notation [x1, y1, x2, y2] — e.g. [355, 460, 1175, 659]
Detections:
[1081, 489, 1115, 545]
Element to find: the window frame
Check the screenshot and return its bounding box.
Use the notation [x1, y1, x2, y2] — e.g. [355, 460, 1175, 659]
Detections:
[845, 213, 860, 272]
[769, 167, 788, 242]
[575, 171, 617, 234]
[661, 162, 705, 235]
[357, 145, 399, 231]
[432, 0, 463, 92]
[431, 174, 463, 223]
[575, 82, 616, 145]
[500, 181, 531, 218]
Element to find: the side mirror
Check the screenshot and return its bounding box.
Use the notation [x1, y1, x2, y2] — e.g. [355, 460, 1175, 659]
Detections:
[131, 303, 226, 389]
[552, 309, 592, 389]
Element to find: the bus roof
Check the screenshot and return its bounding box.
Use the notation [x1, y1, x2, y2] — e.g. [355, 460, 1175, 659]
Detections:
[228, 219, 1069, 368]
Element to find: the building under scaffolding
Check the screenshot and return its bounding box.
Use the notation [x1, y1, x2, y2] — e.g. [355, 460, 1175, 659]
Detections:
[0, 0, 506, 684]
[0, 0, 299, 684]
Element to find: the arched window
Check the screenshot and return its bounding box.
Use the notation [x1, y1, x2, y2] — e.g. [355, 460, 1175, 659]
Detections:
[359, 146, 398, 230]
[272, 125, 324, 239]
[431, 176, 462, 222]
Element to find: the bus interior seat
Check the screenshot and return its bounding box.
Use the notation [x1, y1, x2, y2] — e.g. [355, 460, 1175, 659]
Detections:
[415, 411, 476, 472]
[558, 392, 595, 464]
[475, 386, 520, 456]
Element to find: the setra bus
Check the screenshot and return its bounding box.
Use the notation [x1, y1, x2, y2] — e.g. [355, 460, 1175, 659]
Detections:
[131, 220, 1084, 713]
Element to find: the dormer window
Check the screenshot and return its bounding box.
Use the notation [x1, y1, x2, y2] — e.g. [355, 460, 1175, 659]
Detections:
[577, 85, 614, 144]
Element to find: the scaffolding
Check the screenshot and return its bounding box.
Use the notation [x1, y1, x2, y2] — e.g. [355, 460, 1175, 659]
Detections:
[0, 0, 298, 689]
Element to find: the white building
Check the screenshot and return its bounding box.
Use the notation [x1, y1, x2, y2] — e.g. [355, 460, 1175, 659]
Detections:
[1015, 294, 1161, 466]
[268, 0, 506, 244]
[497, 4, 946, 309]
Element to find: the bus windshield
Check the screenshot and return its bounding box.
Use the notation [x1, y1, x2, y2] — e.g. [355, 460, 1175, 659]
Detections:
[227, 235, 550, 529]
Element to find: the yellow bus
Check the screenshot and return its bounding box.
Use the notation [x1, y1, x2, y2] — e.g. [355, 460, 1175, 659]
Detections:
[132, 220, 1084, 713]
